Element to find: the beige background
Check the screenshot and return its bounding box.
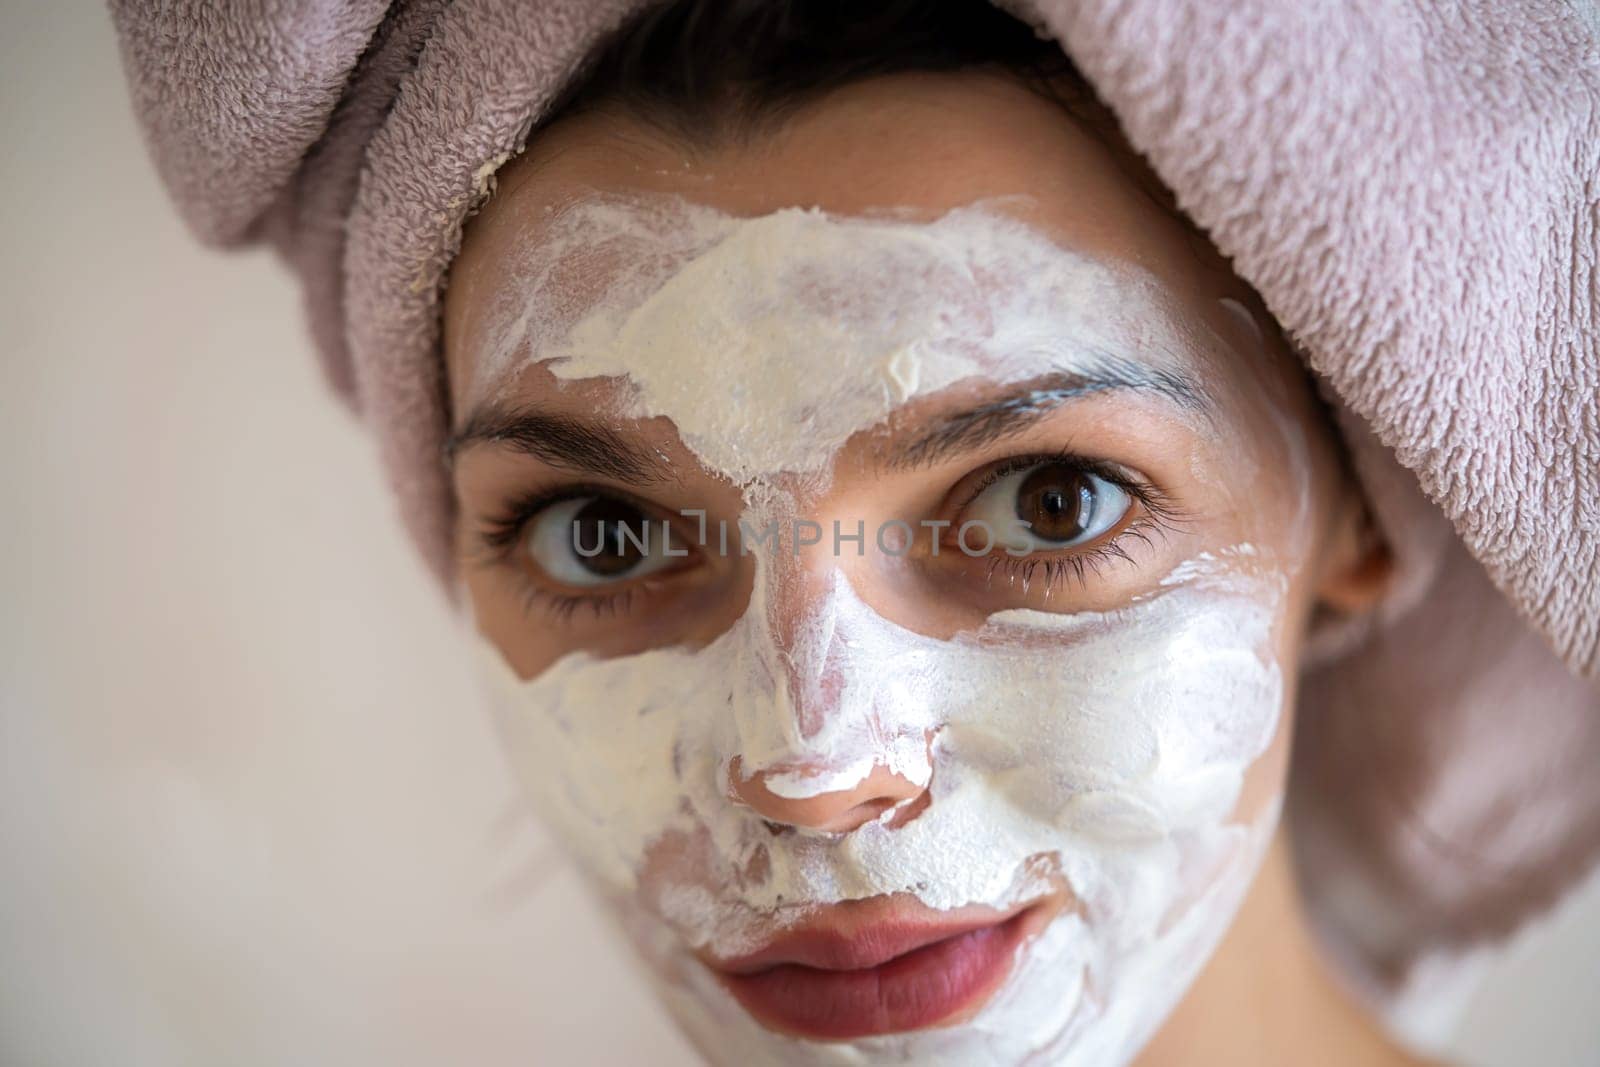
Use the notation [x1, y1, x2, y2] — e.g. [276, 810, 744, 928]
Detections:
[2, 3, 1597, 1064]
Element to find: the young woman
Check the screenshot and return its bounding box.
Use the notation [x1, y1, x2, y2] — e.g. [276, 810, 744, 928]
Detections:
[442, 13, 1408, 1064]
[113, 1, 1599, 1064]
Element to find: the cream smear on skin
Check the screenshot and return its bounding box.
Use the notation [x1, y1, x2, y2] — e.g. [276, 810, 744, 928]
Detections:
[469, 197, 1297, 1065]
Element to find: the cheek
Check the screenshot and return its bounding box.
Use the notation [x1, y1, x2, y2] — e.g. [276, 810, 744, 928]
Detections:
[463, 558, 752, 681]
[972, 591, 1287, 843]
[462, 570, 566, 679]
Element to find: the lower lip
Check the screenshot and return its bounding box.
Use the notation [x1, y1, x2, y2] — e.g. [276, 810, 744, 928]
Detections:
[714, 910, 1033, 1040]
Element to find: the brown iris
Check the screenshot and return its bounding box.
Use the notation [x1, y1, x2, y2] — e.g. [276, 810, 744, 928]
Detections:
[1015, 462, 1098, 544]
[570, 497, 652, 577]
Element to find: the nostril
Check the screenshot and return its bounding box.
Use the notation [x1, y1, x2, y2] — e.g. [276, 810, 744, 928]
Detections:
[759, 791, 929, 835]
[843, 796, 897, 826]
[883, 788, 932, 830]
[729, 756, 931, 834]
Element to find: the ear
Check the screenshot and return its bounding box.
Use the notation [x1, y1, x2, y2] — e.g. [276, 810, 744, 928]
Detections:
[1313, 484, 1394, 615]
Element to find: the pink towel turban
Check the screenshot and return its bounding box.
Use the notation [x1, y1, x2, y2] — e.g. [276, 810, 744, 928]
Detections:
[111, 0, 1600, 1033]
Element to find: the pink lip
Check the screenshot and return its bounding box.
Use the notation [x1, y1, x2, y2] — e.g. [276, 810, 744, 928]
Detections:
[701, 898, 1054, 1040]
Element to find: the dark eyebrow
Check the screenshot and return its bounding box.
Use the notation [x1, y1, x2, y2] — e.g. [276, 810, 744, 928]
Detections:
[445, 403, 668, 483]
[885, 356, 1207, 471]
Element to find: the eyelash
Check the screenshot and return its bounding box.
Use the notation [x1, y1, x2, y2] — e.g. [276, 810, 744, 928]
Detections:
[949, 449, 1185, 600]
[468, 453, 1186, 620]
[470, 483, 661, 620]
[532, 584, 639, 623]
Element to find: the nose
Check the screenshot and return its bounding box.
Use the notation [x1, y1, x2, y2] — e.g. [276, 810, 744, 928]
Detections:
[728, 756, 928, 834]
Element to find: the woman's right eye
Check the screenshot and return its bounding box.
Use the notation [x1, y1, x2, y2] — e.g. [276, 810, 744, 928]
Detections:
[524, 495, 687, 588]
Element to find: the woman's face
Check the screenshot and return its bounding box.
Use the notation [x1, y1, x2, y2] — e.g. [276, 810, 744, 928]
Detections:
[444, 73, 1356, 1065]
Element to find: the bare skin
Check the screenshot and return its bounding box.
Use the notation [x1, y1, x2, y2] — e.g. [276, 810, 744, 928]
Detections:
[443, 71, 1426, 1065]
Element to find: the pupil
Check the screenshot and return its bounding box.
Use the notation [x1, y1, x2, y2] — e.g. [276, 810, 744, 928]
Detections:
[571, 497, 649, 576]
[1015, 463, 1094, 543]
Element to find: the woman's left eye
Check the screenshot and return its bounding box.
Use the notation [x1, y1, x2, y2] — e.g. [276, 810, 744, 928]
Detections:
[964, 459, 1132, 553]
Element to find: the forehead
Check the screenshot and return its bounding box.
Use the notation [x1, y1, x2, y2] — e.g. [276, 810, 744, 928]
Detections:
[445, 72, 1261, 425]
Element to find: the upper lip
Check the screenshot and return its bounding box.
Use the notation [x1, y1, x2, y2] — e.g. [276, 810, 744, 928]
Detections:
[702, 894, 1046, 975]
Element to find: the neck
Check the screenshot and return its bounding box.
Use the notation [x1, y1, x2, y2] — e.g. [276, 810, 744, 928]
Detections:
[1138, 830, 1436, 1067]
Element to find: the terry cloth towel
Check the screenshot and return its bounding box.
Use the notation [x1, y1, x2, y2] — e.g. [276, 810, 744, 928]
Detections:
[111, 0, 1600, 1045]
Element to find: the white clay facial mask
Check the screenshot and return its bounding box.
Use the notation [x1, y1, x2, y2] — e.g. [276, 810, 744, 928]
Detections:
[457, 196, 1311, 1065]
